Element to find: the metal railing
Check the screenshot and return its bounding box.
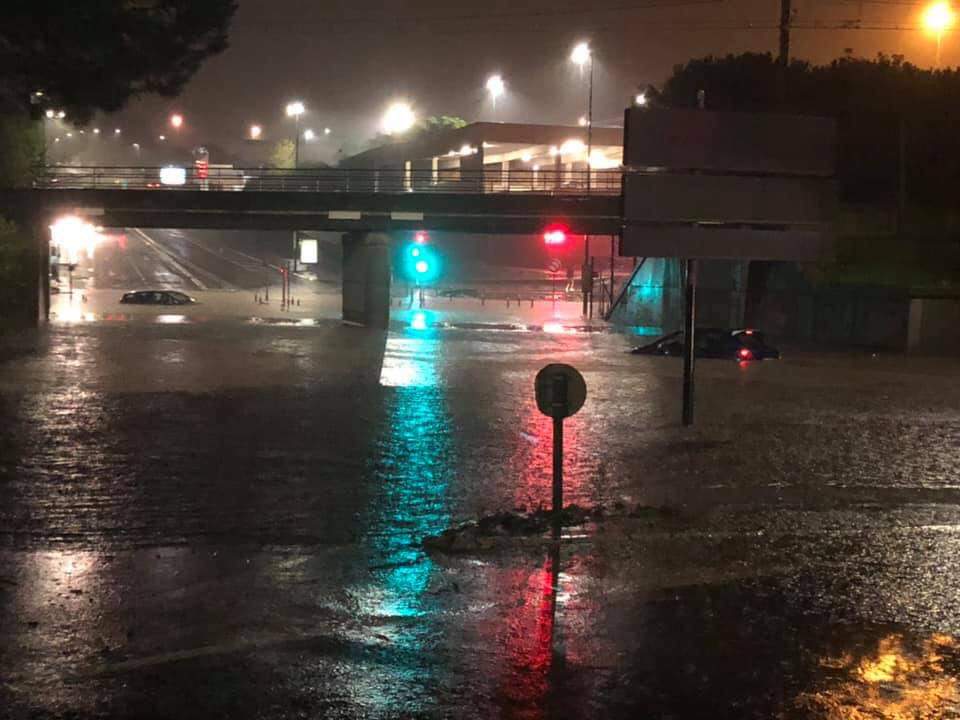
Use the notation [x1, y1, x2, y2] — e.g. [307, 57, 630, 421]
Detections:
[36, 166, 624, 195]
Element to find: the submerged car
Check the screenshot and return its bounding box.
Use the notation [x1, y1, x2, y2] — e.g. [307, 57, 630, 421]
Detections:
[120, 290, 197, 306]
[631, 328, 780, 361]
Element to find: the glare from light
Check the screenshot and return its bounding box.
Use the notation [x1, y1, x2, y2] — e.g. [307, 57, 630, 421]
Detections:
[486, 74, 506, 103]
[66, 132, 72, 138]
[532, 163, 540, 171]
[54, 137, 61, 143]
[324, 127, 331, 135]
[923, 1, 955, 33]
[410, 311, 428, 331]
[159, 166, 187, 185]
[249, 124, 262, 140]
[45, 109, 55, 119]
[589, 150, 619, 169]
[381, 101, 416, 135]
[158, 135, 166, 141]
[635, 92, 648, 106]
[169, 113, 184, 129]
[560, 138, 586, 156]
[544, 322, 568, 334]
[132, 142, 140, 149]
[458, 144, 475, 156]
[285, 100, 306, 118]
[114, 128, 121, 134]
[303, 128, 316, 141]
[56, 110, 66, 119]
[549, 145, 560, 157]
[415, 260, 429, 274]
[578, 116, 588, 127]
[571, 42, 591, 67]
[93, 128, 100, 134]
[521, 152, 533, 162]
[49, 215, 100, 265]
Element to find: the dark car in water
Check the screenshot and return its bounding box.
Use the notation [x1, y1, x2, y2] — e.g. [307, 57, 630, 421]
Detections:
[631, 328, 780, 361]
[120, 290, 197, 306]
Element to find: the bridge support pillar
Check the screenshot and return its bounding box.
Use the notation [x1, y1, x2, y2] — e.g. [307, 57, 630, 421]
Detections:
[341, 231, 391, 329]
[0, 216, 48, 332]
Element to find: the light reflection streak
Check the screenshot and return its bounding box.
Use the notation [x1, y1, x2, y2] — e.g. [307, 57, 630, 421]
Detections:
[798, 633, 959, 716]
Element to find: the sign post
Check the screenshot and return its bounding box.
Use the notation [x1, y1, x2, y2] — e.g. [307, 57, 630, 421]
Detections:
[535, 364, 587, 538]
[548, 257, 562, 313]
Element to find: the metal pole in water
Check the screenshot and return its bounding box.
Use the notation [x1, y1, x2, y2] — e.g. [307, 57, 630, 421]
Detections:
[551, 373, 567, 538]
[682, 258, 698, 426]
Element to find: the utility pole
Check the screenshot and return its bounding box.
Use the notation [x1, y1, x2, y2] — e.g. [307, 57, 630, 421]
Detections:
[779, 0, 792, 68]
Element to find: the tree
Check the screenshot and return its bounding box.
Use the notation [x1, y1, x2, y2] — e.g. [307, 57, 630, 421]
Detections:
[367, 115, 470, 151]
[270, 139, 295, 169]
[0, 1, 238, 123]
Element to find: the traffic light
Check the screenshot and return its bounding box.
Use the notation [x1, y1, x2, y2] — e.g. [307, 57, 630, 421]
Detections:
[403, 241, 441, 283]
[414, 231, 429, 244]
[543, 223, 568, 247]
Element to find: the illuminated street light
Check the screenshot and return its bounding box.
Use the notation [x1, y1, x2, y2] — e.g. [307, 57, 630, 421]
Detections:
[45, 109, 55, 119]
[56, 110, 66, 119]
[114, 128, 121, 135]
[923, 1, 955, 66]
[249, 124, 262, 140]
[93, 128, 100, 134]
[66, 132, 73, 138]
[578, 115, 588, 127]
[570, 42, 591, 70]
[158, 135, 166, 141]
[303, 128, 316, 141]
[285, 100, 306, 167]
[381, 101, 416, 135]
[635, 92, 648, 106]
[49, 215, 99, 265]
[324, 127, 331, 135]
[486, 74, 505, 114]
[170, 113, 184, 129]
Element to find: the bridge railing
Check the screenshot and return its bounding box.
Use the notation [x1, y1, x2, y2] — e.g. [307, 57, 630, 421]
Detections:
[36, 166, 623, 195]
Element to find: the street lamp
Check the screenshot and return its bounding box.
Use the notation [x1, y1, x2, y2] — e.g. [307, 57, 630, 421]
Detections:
[382, 101, 416, 135]
[923, 1, 955, 66]
[570, 40, 595, 316]
[324, 127, 331, 135]
[170, 113, 184, 129]
[303, 128, 316, 141]
[45, 109, 55, 119]
[249, 124, 262, 140]
[285, 100, 306, 167]
[486, 74, 505, 115]
[634, 92, 648, 106]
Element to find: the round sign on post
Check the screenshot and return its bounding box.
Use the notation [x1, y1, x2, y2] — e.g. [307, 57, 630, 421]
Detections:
[548, 258, 562, 274]
[535, 363, 586, 419]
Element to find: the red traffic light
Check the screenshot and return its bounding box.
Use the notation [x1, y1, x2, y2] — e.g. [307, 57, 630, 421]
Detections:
[543, 223, 568, 246]
[414, 231, 429, 244]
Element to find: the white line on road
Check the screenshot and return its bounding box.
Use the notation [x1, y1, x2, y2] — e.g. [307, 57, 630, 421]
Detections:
[131, 228, 208, 290]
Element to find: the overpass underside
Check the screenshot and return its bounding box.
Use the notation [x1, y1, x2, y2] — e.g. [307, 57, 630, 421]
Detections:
[0, 188, 622, 330]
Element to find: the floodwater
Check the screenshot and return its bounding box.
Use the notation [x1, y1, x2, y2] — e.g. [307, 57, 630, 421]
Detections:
[2, 313, 960, 718]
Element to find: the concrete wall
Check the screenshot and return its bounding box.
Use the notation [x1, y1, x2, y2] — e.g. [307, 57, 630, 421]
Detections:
[341, 232, 391, 329]
[908, 298, 960, 354]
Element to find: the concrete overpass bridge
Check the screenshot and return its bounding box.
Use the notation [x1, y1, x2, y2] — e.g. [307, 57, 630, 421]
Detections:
[1, 166, 623, 328]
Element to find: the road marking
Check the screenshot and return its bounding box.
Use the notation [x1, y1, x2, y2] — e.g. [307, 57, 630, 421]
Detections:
[390, 211, 424, 221]
[131, 228, 207, 290]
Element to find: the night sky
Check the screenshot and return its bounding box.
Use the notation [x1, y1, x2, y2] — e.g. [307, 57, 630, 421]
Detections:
[103, 0, 942, 161]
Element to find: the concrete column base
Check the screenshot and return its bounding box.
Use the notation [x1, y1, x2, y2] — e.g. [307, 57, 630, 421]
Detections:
[341, 231, 391, 329]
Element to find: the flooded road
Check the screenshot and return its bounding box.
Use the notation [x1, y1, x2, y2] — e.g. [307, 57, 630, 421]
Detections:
[2, 315, 960, 718]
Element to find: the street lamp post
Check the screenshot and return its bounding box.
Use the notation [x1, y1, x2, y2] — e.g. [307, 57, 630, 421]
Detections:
[285, 100, 306, 280]
[923, 1, 955, 66]
[571, 41, 594, 316]
[285, 100, 305, 167]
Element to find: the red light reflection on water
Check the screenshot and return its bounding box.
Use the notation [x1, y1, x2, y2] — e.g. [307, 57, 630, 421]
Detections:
[493, 554, 560, 719]
[508, 399, 589, 510]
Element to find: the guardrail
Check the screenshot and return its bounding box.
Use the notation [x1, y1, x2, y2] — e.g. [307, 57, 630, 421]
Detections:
[36, 166, 624, 195]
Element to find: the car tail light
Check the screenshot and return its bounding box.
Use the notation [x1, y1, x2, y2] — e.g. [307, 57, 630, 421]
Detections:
[738, 348, 753, 360]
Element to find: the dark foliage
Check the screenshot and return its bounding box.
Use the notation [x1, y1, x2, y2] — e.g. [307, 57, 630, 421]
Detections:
[0, 0, 238, 123]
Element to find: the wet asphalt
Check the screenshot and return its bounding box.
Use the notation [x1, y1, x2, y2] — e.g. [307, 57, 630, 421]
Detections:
[2, 312, 960, 719]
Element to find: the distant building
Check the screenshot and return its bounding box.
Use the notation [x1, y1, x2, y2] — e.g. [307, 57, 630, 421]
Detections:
[339, 122, 623, 193]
